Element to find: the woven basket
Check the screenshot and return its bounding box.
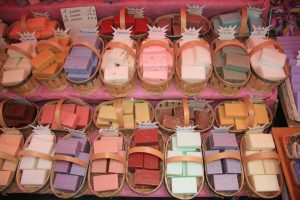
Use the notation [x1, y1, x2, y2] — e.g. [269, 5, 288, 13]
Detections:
[247, 39, 289, 93]
[16, 132, 57, 193]
[155, 99, 215, 133]
[126, 128, 164, 194]
[65, 40, 103, 94]
[283, 133, 300, 160]
[99, 8, 153, 44]
[99, 41, 138, 97]
[7, 11, 59, 41]
[3, 45, 39, 96]
[38, 99, 93, 131]
[202, 131, 244, 197]
[138, 39, 174, 95]
[88, 130, 127, 197]
[50, 133, 91, 198]
[0, 52, 7, 94]
[210, 40, 250, 96]
[0, 99, 38, 131]
[33, 40, 69, 91]
[174, 39, 212, 96]
[215, 99, 273, 133]
[154, 7, 211, 40]
[0, 129, 24, 194]
[164, 133, 204, 199]
[240, 134, 283, 198]
[93, 98, 154, 132]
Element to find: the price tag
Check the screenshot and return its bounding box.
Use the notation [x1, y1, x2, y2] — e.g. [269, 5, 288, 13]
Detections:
[31, 11, 49, 18]
[211, 125, 233, 133]
[66, 128, 86, 138]
[112, 27, 132, 41]
[54, 28, 70, 38]
[186, 4, 205, 16]
[250, 25, 270, 39]
[181, 27, 201, 42]
[147, 25, 167, 40]
[138, 122, 159, 129]
[246, 125, 266, 134]
[61, 6, 98, 36]
[100, 128, 119, 136]
[80, 27, 99, 35]
[176, 126, 197, 132]
[217, 25, 237, 41]
[126, 7, 144, 18]
[18, 32, 37, 42]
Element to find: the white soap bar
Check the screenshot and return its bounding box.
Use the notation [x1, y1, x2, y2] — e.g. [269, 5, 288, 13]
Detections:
[182, 47, 195, 66]
[186, 152, 203, 177]
[263, 157, 280, 175]
[259, 48, 286, 69]
[181, 66, 206, 83]
[36, 151, 54, 170]
[109, 48, 128, 64]
[20, 169, 48, 186]
[167, 151, 183, 176]
[104, 66, 129, 84]
[33, 134, 55, 142]
[176, 131, 201, 149]
[195, 46, 211, 67]
[19, 155, 38, 170]
[171, 137, 195, 152]
[28, 136, 54, 155]
[244, 151, 264, 175]
[171, 177, 197, 194]
[7, 43, 34, 58]
[249, 175, 280, 192]
[3, 57, 21, 70]
[256, 64, 286, 81]
[245, 134, 275, 151]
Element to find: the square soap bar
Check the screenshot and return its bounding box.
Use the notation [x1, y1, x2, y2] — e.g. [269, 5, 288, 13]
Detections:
[249, 175, 280, 192]
[2, 68, 26, 86]
[128, 153, 143, 171]
[93, 174, 119, 192]
[181, 66, 206, 83]
[91, 160, 107, 173]
[225, 53, 250, 73]
[101, 136, 123, 151]
[224, 102, 248, 118]
[0, 134, 23, 146]
[98, 105, 117, 122]
[2, 160, 17, 171]
[55, 139, 81, 157]
[108, 151, 125, 174]
[244, 134, 275, 151]
[176, 131, 201, 149]
[104, 66, 129, 83]
[259, 48, 286, 69]
[134, 128, 158, 146]
[143, 146, 160, 170]
[53, 173, 81, 192]
[212, 174, 239, 191]
[0, 170, 13, 186]
[167, 151, 183, 176]
[253, 104, 269, 125]
[67, 138, 89, 153]
[70, 152, 89, 177]
[171, 177, 197, 194]
[218, 106, 234, 126]
[93, 139, 118, 154]
[123, 114, 135, 129]
[20, 169, 48, 186]
[122, 100, 134, 114]
[54, 161, 71, 174]
[205, 150, 223, 175]
[134, 169, 160, 187]
[221, 68, 247, 83]
[244, 151, 264, 175]
[186, 152, 203, 177]
[222, 150, 241, 174]
[31, 49, 56, 71]
[209, 132, 238, 150]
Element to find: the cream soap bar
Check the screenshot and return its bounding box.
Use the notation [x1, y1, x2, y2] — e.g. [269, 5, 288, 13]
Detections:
[249, 175, 280, 192]
[167, 151, 183, 176]
[20, 169, 48, 186]
[176, 132, 201, 149]
[186, 152, 203, 177]
[244, 151, 264, 175]
[171, 177, 197, 194]
[245, 134, 275, 151]
[263, 158, 280, 175]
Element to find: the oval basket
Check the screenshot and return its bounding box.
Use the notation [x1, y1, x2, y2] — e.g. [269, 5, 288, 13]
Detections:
[65, 40, 103, 94]
[174, 39, 212, 96]
[214, 99, 273, 133]
[0, 99, 38, 131]
[99, 41, 138, 97]
[16, 132, 57, 193]
[246, 39, 289, 93]
[155, 99, 215, 133]
[38, 99, 93, 131]
[138, 39, 175, 95]
[240, 134, 283, 198]
[50, 133, 91, 198]
[0, 129, 24, 194]
[164, 133, 204, 199]
[154, 7, 211, 40]
[202, 132, 244, 197]
[210, 40, 251, 96]
[88, 131, 127, 197]
[3, 45, 39, 96]
[283, 133, 300, 160]
[126, 128, 165, 194]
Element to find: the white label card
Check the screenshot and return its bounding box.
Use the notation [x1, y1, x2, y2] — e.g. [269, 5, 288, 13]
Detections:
[61, 6, 98, 36]
[67, 128, 86, 138]
[186, 4, 205, 16]
[217, 25, 237, 41]
[80, 27, 99, 35]
[100, 128, 119, 136]
[112, 27, 132, 41]
[31, 125, 53, 135]
[138, 122, 159, 129]
[181, 27, 201, 42]
[31, 11, 50, 18]
[54, 28, 70, 38]
[211, 125, 233, 133]
[250, 25, 270, 39]
[147, 25, 167, 40]
[18, 32, 37, 42]
[126, 7, 145, 18]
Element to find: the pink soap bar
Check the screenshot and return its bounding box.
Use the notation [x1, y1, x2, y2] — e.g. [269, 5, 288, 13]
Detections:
[2, 69, 26, 86]
[0, 134, 22, 146]
[60, 111, 79, 129]
[0, 143, 19, 156]
[62, 104, 76, 113]
[108, 151, 125, 174]
[91, 160, 107, 173]
[93, 174, 119, 192]
[40, 104, 55, 124]
[101, 137, 123, 150]
[93, 140, 118, 154]
[75, 106, 90, 129]
[141, 52, 168, 67]
[142, 45, 166, 53]
[143, 70, 168, 82]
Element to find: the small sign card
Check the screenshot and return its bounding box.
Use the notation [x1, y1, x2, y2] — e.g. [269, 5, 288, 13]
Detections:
[112, 27, 132, 41]
[138, 122, 159, 129]
[100, 127, 119, 136]
[31, 125, 53, 135]
[126, 7, 145, 18]
[80, 27, 99, 35]
[217, 25, 237, 40]
[18, 32, 37, 42]
[212, 125, 233, 133]
[66, 128, 86, 138]
[147, 25, 167, 40]
[186, 4, 205, 16]
[181, 27, 201, 42]
[31, 11, 50, 18]
[250, 25, 270, 39]
[54, 27, 70, 38]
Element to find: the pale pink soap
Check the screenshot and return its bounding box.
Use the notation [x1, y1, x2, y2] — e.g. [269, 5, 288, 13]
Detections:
[91, 160, 107, 173]
[93, 174, 119, 192]
[2, 69, 26, 86]
[20, 169, 48, 186]
[142, 45, 166, 53]
[104, 66, 129, 83]
[259, 48, 286, 69]
[7, 43, 34, 58]
[18, 58, 32, 74]
[256, 65, 286, 81]
[101, 137, 123, 150]
[141, 52, 168, 68]
[181, 66, 206, 83]
[143, 70, 168, 81]
[19, 148, 38, 170]
[108, 151, 125, 174]
[3, 57, 21, 70]
[195, 47, 211, 67]
[181, 47, 196, 66]
[94, 140, 119, 154]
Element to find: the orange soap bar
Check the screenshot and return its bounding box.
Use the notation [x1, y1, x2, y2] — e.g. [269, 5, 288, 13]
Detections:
[0, 170, 13, 186]
[224, 102, 248, 118]
[253, 104, 269, 125]
[218, 106, 234, 126]
[40, 104, 55, 124]
[59, 37, 72, 46]
[31, 49, 56, 72]
[0, 134, 22, 146]
[93, 174, 119, 192]
[0, 143, 19, 156]
[8, 23, 22, 39]
[37, 62, 60, 78]
[2, 161, 17, 171]
[234, 118, 248, 130]
[61, 111, 78, 129]
[55, 53, 67, 64]
[27, 17, 48, 31]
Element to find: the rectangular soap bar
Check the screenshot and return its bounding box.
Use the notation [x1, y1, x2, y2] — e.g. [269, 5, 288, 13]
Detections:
[181, 66, 205, 83]
[70, 152, 89, 177]
[212, 174, 239, 191]
[194, 110, 209, 129]
[245, 134, 275, 151]
[104, 66, 129, 83]
[218, 106, 234, 126]
[224, 102, 248, 118]
[30, 49, 56, 72]
[141, 52, 168, 68]
[253, 104, 269, 125]
[171, 137, 195, 152]
[256, 65, 286, 81]
[143, 146, 160, 170]
[40, 104, 55, 124]
[93, 174, 119, 192]
[3, 57, 21, 70]
[205, 150, 223, 174]
[209, 132, 238, 150]
[135, 102, 150, 123]
[162, 115, 184, 130]
[54, 161, 71, 174]
[186, 152, 203, 177]
[134, 128, 158, 146]
[221, 68, 247, 83]
[101, 136, 123, 151]
[91, 160, 107, 173]
[2, 68, 26, 86]
[176, 131, 201, 149]
[27, 17, 48, 31]
[181, 47, 195, 66]
[128, 153, 143, 170]
[134, 169, 160, 187]
[0, 170, 13, 186]
[36, 155, 53, 170]
[64, 56, 92, 74]
[60, 111, 79, 129]
[97, 105, 117, 122]
[37, 62, 60, 78]
[259, 48, 286, 69]
[53, 173, 81, 192]
[55, 139, 81, 157]
[67, 137, 89, 153]
[234, 117, 248, 130]
[108, 151, 125, 174]
[171, 177, 197, 194]
[167, 151, 183, 176]
[93, 140, 118, 153]
[245, 151, 264, 175]
[20, 169, 48, 186]
[249, 175, 280, 192]
[0, 134, 22, 146]
[2, 160, 17, 171]
[7, 43, 34, 58]
[225, 53, 250, 73]
[123, 114, 135, 129]
[222, 150, 242, 174]
[143, 70, 168, 82]
[0, 143, 19, 156]
[263, 158, 280, 175]
[122, 100, 134, 114]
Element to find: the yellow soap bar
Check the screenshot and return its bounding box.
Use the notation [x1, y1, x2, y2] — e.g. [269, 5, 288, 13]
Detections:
[253, 104, 269, 125]
[249, 175, 280, 192]
[30, 49, 56, 72]
[224, 102, 248, 118]
[244, 151, 264, 175]
[124, 114, 135, 128]
[245, 134, 275, 151]
[122, 100, 134, 114]
[217, 106, 234, 126]
[37, 62, 60, 78]
[234, 118, 248, 130]
[263, 158, 280, 175]
[98, 105, 117, 122]
[96, 118, 110, 127]
[135, 102, 150, 123]
[111, 122, 119, 128]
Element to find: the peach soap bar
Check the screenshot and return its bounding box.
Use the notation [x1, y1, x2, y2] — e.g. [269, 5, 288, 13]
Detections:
[93, 174, 119, 192]
[30, 49, 56, 71]
[2, 69, 26, 86]
[244, 134, 275, 151]
[0, 171, 13, 186]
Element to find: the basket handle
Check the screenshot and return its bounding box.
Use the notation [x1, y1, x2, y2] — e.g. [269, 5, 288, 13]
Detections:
[54, 99, 65, 129]
[243, 99, 255, 128]
[176, 39, 210, 59]
[182, 99, 190, 127]
[102, 41, 137, 61]
[18, 150, 53, 161]
[129, 146, 164, 161]
[53, 154, 88, 168]
[180, 7, 186, 34]
[205, 152, 241, 163]
[120, 8, 126, 29]
[114, 99, 124, 128]
[20, 11, 31, 32]
[6, 45, 33, 60]
[0, 101, 8, 127]
[36, 40, 66, 54]
[90, 152, 125, 164]
[0, 151, 18, 163]
[239, 7, 248, 36]
[71, 40, 101, 60]
[243, 151, 279, 163]
[212, 40, 246, 57]
[138, 39, 173, 58]
[167, 155, 203, 164]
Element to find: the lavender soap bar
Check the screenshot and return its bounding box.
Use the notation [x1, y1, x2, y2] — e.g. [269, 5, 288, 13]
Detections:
[53, 173, 81, 192]
[209, 133, 238, 150]
[55, 139, 81, 157]
[67, 138, 89, 153]
[212, 174, 239, 191]
[205, 150, 223, 175]
[70, 152, 89, 177]
[54, 161, 71, 174]
[222, 150, 241, 174]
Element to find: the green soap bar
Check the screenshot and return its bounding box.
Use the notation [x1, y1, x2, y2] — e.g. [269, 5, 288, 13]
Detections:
[221, 46, 246, 57]
[221, 68, 247, 83]
[224, 53, 250, 73]
[214, 53, 224, 68]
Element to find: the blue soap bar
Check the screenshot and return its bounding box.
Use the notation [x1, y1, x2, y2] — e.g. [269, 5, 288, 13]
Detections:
[64, 56, 92, 74]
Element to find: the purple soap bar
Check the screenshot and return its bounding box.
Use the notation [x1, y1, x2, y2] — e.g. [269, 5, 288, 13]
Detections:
[222, 150, 242, 174]
[205, 150, 223, 175]
[291, 66, 300, 74]
[287, 54, 296, 60]
[53, 173, 81, 192]
[284, 50, 298, 56]
[69, 46, 95, 58]
[54, 161, 71, 174]
[291, 75, 300, 84]
[66, 138, 89, 153]
[292, 84, 300, 92]
[209, 133, 238, 150]
[70, 152, 89, 177]
[73, 35, 101, 49]
[55, 139, 81, 157]
[281, 44, 300, 51]
[212, 174, 239, 191]
[277, 36, 300, 42]
[289, 59, 297, 66]
[293, 161, 300, 185]
[67, 72, 92, 81]
[64, 56, 92, 74]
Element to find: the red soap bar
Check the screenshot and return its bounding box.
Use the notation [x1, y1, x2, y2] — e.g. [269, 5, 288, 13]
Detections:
[114, 14, 135, 29]
[61, 111, 78, 129]
[75, 106, 90, 129]
[134, 169, 160, 187]
[128, 153, 143, 171]
[62, 104, 76, 113]
[134, 18, 148, 35]
[100, 19, 114, 36]
[134, 129, 159, 146]
[40, 104, 55, 125]
[143, 146, 160, 170]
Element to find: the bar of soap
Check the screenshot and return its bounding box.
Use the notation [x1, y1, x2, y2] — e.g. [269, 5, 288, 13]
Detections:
[104, 66, 129, 83]
[224, 102, 248, 118]
[40, 104, 55, 124]
[123, 114, 135, 129]
[27, 17, 48, 31]
[212, 174, 239, 191]
[0, 143, 20, 156]
[253, 104, 269, 125]
[222, 46, 246, 57]
[37, 153, 54, 170]
[176, 131, 201, 149]
[3, 57, 21, 70]
[91, 160, 107, 174]
[20, 169, 48, 186]
[171, 177, 197, 194]
[134, 128, 158, 146]
[97, 105, 117, 122]
[194, 110, 209, 129]
[263, 158, 280, 175]
[54, 161, 72, 174]
[101, 137, 123, 151]
[134, 169, 160, 187]
[186, 152, 203, 177]
[181, 47, 196, 66]
[245, 134, 275, 151]
[181, 66, 206, 83]
[128, 153, 143, 171]
[67, 138, 89, 153]
[209, 132, 238, 150]
[31, 49, 56, 72]
[37, 62, 60, 78]
[249, 175, 280, 192]
[144, 146, 160, 170]
[135, 102, 150, 123]
[2, 160, 17, 171]
[225, 53, 250, 73]
[163, 115, 184, 130]
[0, 170, 13, 186]
[259, 48, 286, 69]
[7, 43, 34, 58]
[108, 151, 125, 174]
[205, 150, 223, 175]
[171, 137, 195, 152]
[70, 152, 89, 177]
[234, 117, 248, 130]
[217, 106, 234, 126]
[2, 68, 26, 86]
[0, 134, 23, 146]
[53, 173, 81, 192]
[167, 151, 183, 176]
[94, 140, 118, 154]
[256, 64, 286, 81]
[143, 69, 168, 82]
[221, 68, 247, 83]
[93, 174, 119, 192]
[222, 150, 241, 174]
[55, 139, 81, 157]
[122, 100, 134, 114]
[244, 151, 264, 175]
[60, 111, 79, 129]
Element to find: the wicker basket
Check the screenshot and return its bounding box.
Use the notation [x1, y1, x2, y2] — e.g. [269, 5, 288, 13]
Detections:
[3, 45, 39, 96]
[126, 128, 164, 194]
[247, 39, 289, 93]
[16, 132, 57, 193]
[7, 11, 59, 41]
[210, 40, 250, 96]
[0, 129, 24, 194]
[154, 7, 211, 40]
[99, 8, 153, 44]
[38, 99, 93, 131]
[215, 99, 273, 133]
[66, 40, 103, 94]
[138, 39, 174, 95]
[240, 134, 283, 198]
[164, 133, 204, 199]
[93, 98, 154, 132]
[203, 131, 244, 197]
[88, 130, 127, 197]
[0, 52, 8, 94]
[155, 99, 215, 133]
[50, 133, 91, 198]
[0, 99, 38, 131]
[174, 39, 212, 96]
[99, 41, 138, 97]
[283, 133, 300, 160]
